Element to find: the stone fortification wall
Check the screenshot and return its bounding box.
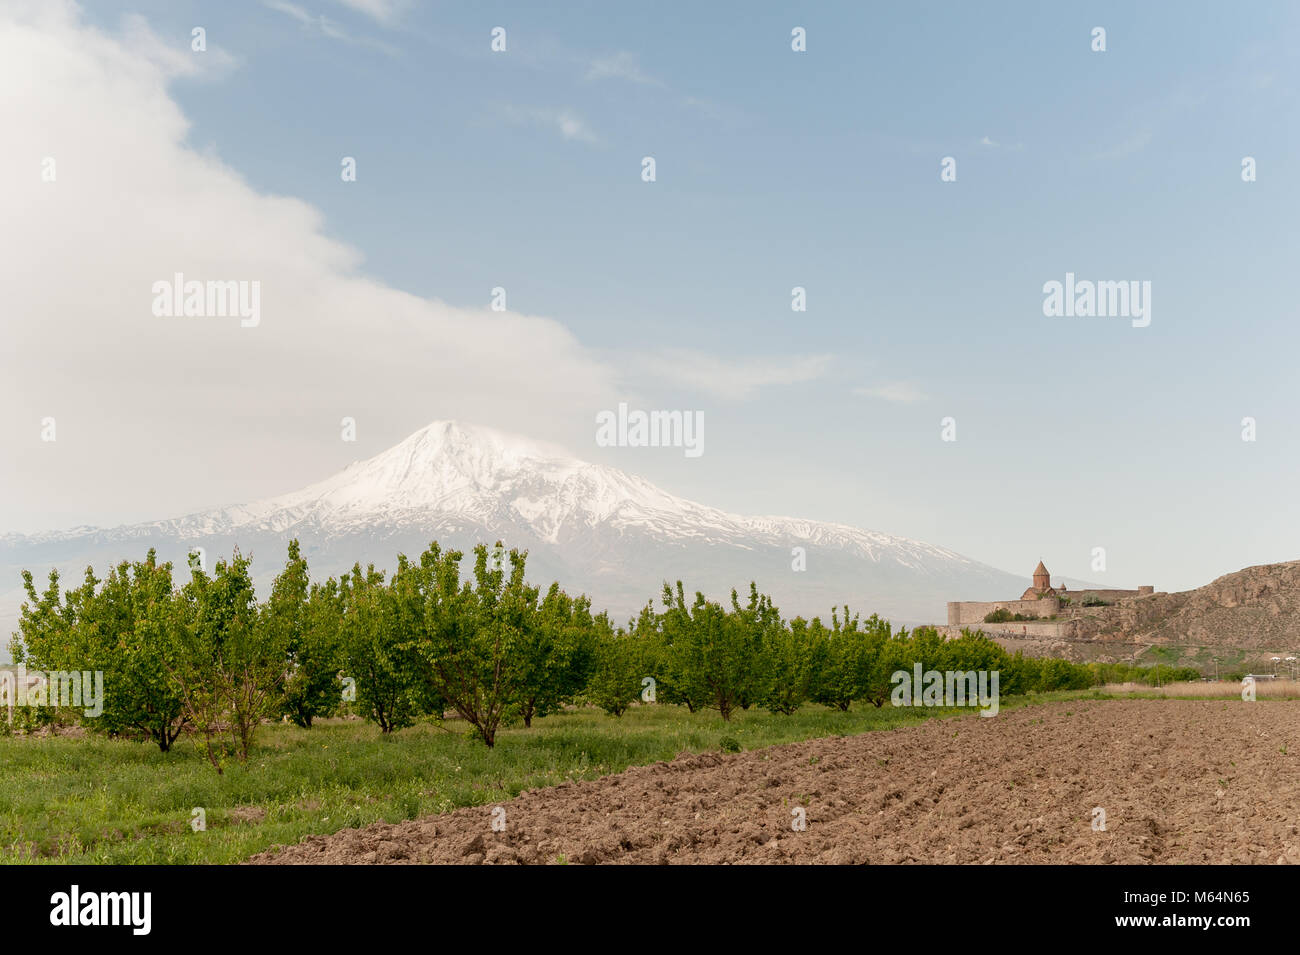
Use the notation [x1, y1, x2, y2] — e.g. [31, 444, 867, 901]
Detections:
[947, 597, 1059, 626]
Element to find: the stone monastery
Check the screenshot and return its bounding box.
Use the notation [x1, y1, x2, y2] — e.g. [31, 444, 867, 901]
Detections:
[947, 561, 1154, 629]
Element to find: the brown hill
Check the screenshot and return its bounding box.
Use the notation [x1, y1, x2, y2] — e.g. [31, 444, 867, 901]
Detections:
[1068, 561, 1300, 669]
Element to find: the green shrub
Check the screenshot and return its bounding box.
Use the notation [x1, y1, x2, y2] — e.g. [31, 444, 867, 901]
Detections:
[983, 608, 1035, 623]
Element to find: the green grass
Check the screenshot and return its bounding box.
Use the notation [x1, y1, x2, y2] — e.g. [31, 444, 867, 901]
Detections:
[0, 691, 1101, 864]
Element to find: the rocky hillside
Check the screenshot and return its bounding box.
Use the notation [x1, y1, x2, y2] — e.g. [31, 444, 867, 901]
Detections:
[1069, 561, 1300, 666]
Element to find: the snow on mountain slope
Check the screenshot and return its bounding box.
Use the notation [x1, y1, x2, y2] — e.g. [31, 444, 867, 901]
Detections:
[1, 421, 1028, 643]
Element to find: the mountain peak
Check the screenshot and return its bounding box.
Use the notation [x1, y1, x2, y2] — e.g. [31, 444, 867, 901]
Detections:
[263, 419, 599, 532]
[401, 419, 569, 457]
[0, 420, 1027, 628]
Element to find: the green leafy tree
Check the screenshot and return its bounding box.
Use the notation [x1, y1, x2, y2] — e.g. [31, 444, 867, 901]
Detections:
[637, 596, 695, 712]
[410, 542, 532, 747]
[940, 628, 1009, 675]
[1000, 651, 1042, 694]
[267, 542, 343, 728]
[811, 607, 864, 711]
[14, 554, 188, 750]
[751, 601, 817, 716]
[1037, 656, 1093, 690]
[515, 584, 598, 727]
[587, 620, 643, 717]
[12, 566, 94, 733]
[340, 562, 429, 733]
[857, 614, 898, 708]
[660, 582, 759, 721]
[171, 549, 285, 770]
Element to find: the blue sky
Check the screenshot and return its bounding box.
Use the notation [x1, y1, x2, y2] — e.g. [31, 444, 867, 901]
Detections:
[6, 0, 1300, 593]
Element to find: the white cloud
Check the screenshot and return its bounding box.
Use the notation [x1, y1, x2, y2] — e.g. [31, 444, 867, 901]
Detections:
[119, 12, 237, 79]
[555, 111, 598, 143]
[587, 51, 663, 87]
[852, 382, 928, 403]
[500, 105, 601, 144]
[328, 0, 408, 25]
[979, 135, 1023, 150]
[263, 1, 398, 55]
[640, 351, 831, 401]
[0, 2, 621, 530]
[265, 1, 345, 38]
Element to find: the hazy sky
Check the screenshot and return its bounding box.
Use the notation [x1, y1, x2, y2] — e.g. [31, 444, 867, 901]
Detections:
[2, 0, 1298, 593]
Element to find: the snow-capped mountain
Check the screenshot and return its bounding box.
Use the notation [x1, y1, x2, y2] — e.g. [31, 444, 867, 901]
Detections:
[1, 421, 1029, 645]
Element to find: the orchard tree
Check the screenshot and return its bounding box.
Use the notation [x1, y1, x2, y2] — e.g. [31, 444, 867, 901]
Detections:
[660, 581, 758, 721]
[811, 607, 865, 711]
[516, 584, 598, 727]
[858, 614, 900, 707]
[763, 614, 817, 715]
[12, 566, 91, 732]
[15, 554, 188, 750]
[266, 541, 343, 728]
[410, 542, 531, 747]
[171, 549, 284, 770]
[339, 562, 429, 733]
[728, 584, 777, 711]
[588, 618, 643, 717]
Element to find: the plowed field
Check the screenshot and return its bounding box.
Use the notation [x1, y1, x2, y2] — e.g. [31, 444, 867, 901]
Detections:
[249, 700, 1300, 864]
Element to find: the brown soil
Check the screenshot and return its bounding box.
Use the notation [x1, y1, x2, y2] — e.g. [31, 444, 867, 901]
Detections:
[248, 700, 1300, 864]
